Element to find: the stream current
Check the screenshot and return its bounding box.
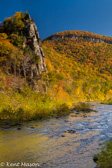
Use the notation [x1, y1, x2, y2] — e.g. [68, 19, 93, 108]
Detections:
[0, 103, 112, 168]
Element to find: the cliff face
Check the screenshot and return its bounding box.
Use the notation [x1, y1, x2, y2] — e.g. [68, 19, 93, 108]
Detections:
[22, 14, 46, 88]
[44, 30, 112, 44]
[47, 35, 106, 43]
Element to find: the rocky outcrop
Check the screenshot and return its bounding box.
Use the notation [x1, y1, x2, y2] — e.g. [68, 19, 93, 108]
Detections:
[22, 14, 46, 91]
[45, 34, 112, 44]
[0, 12, 47, 92]
[23, 14, 46, 73]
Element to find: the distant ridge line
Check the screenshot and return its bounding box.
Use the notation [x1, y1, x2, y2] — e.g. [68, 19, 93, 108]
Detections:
[44, 30, 112, 44]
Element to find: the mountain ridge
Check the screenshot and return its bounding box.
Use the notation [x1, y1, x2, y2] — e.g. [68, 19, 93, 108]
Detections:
[44, 30, 112, 44]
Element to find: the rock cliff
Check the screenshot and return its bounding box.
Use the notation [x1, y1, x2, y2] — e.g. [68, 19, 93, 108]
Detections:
[47, 35, 105, 43]
[23, 14, 46, 72]
[44, 31, 112, 44]
[23, 14, 46, 87]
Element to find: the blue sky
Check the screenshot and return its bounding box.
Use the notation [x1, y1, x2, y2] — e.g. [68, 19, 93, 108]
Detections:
[0, 0, 112, 39]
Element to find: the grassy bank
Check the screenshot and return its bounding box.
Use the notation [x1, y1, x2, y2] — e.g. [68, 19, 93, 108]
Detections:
[0, 88, 96, 126]
[0, 89, 71, 126]
[94, 139, 112, 168]
[102, 98, 112, 105]
[93, 99, 112, 168]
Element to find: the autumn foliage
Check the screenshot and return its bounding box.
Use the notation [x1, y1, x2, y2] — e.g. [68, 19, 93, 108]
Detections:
[43, 31, 112, 102]
[1, 12, 112, 124]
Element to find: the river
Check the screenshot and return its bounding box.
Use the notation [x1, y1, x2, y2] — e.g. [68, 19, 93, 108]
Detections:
[0, 103, 112, 168]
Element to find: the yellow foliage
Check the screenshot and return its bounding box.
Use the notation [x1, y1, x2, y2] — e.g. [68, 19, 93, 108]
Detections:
[0, 33, 8, 40]
[14, 12, 23, 20]
[55, 86, 70, 103]
[45, 58, 54, 71]
[106, 89, 112, 99]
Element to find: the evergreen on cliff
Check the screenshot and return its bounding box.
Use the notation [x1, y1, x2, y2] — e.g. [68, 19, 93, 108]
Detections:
[0, 11, 46, 92]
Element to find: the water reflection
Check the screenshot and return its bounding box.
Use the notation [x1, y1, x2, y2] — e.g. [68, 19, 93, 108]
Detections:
[0, 104, 112, 168]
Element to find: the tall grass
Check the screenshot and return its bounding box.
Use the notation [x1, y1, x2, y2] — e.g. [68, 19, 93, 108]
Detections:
[0, 89, 70, 125]
[73, 102, 93, 112]
[102, 98, 112, 105]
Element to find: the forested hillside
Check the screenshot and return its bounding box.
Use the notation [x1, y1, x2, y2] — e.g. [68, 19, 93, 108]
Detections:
[43, 31, 112, 103]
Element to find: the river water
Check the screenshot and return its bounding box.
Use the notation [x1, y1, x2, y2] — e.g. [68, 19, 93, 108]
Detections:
[0, 103, 112, 168]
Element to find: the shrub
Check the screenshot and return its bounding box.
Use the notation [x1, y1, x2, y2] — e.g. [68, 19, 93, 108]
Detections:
[73, 102, 93, 112]
[54, 103, 70, 117]
[102, 98, 112, 105]
[94, 139, 112, 168]
[10, 34, 23, 47]
[3, 12, 25, 34]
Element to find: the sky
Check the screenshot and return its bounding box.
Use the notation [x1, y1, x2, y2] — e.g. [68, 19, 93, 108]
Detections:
[0, 0, 112, 39]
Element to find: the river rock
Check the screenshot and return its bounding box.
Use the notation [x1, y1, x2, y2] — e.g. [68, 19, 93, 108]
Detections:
[30, 126, 35, 129]
[67, 129, 76, 133]
[17, 127, 21, 130]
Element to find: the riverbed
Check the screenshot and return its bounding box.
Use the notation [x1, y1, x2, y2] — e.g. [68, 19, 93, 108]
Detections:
[0, 103, 112, 168]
